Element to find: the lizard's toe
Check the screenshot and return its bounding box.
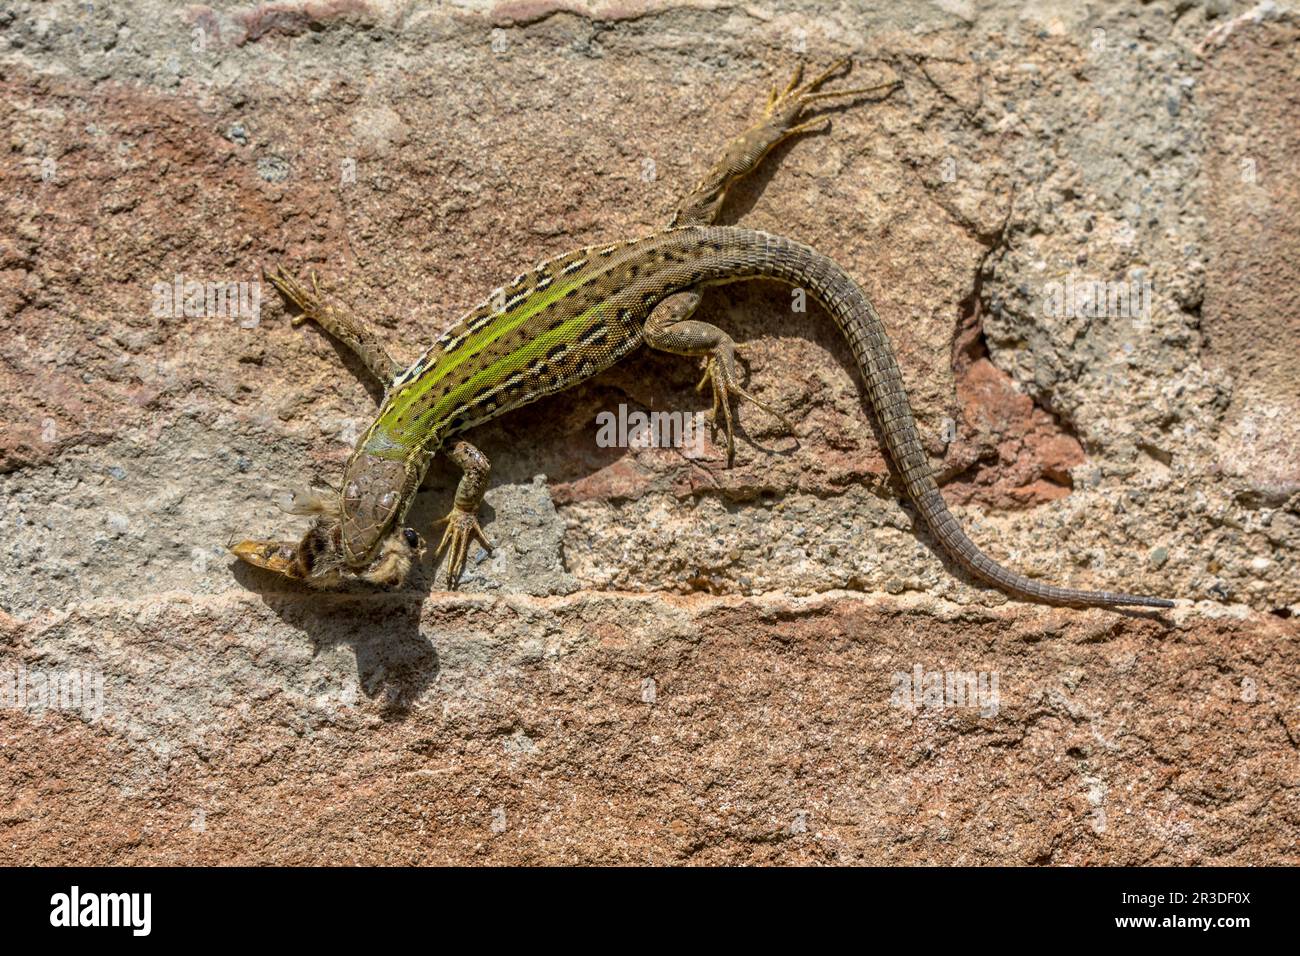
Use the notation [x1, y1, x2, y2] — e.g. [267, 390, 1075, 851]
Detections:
[434, 508, 492, 589]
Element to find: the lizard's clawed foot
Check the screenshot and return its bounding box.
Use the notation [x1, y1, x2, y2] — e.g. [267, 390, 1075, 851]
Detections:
[433, 507, 493, 589]
[766, 58, 901, 137]
[696, 345, 793, 466]
[265, 265, 326, 328]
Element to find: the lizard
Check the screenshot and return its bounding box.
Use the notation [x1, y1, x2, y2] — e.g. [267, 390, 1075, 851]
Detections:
[230, 59, 1174, 610]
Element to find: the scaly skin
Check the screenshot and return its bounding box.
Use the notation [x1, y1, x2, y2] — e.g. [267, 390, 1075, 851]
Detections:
[233, 61, 1174, 610]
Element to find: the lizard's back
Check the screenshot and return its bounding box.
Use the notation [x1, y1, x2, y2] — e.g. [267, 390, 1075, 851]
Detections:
[363, 231, 705, 457]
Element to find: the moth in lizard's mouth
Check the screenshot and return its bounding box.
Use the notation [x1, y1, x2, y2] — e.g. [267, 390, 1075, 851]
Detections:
[229, 518, 426, 589]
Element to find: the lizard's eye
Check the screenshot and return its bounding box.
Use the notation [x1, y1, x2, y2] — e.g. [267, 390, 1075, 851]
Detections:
[403, 528, 421, 549]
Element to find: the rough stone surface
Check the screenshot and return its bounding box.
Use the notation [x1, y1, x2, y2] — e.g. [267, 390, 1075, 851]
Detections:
[0, 0, 1296, 864]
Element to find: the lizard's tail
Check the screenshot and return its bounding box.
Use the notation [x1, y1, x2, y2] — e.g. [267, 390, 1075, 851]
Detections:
[691, 226, 1174, 609]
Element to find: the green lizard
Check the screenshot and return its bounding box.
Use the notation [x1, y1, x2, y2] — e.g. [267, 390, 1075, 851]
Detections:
[231, 60, 1174, 610]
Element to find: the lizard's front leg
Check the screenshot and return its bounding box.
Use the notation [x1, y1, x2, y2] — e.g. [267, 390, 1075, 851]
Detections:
[264, 266, 402, 388]
[433, 440, 494, 588]
[234, 270, 413, 585]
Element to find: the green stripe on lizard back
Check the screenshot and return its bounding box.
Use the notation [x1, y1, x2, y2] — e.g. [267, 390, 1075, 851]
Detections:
[360, 236, 671, 461]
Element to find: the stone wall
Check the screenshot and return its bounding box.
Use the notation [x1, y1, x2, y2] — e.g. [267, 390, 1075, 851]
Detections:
[1, 0, 1295, 863]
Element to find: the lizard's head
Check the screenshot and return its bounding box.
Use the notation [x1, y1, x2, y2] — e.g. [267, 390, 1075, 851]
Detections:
[229, 487, 426, 589]
[338, 453, 413, 567]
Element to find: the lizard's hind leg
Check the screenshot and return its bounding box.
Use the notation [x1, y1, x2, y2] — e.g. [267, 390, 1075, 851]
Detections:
[265, 266, 402, 389]
[670, 58, 900, 228]
[647, 59, 895, 463]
